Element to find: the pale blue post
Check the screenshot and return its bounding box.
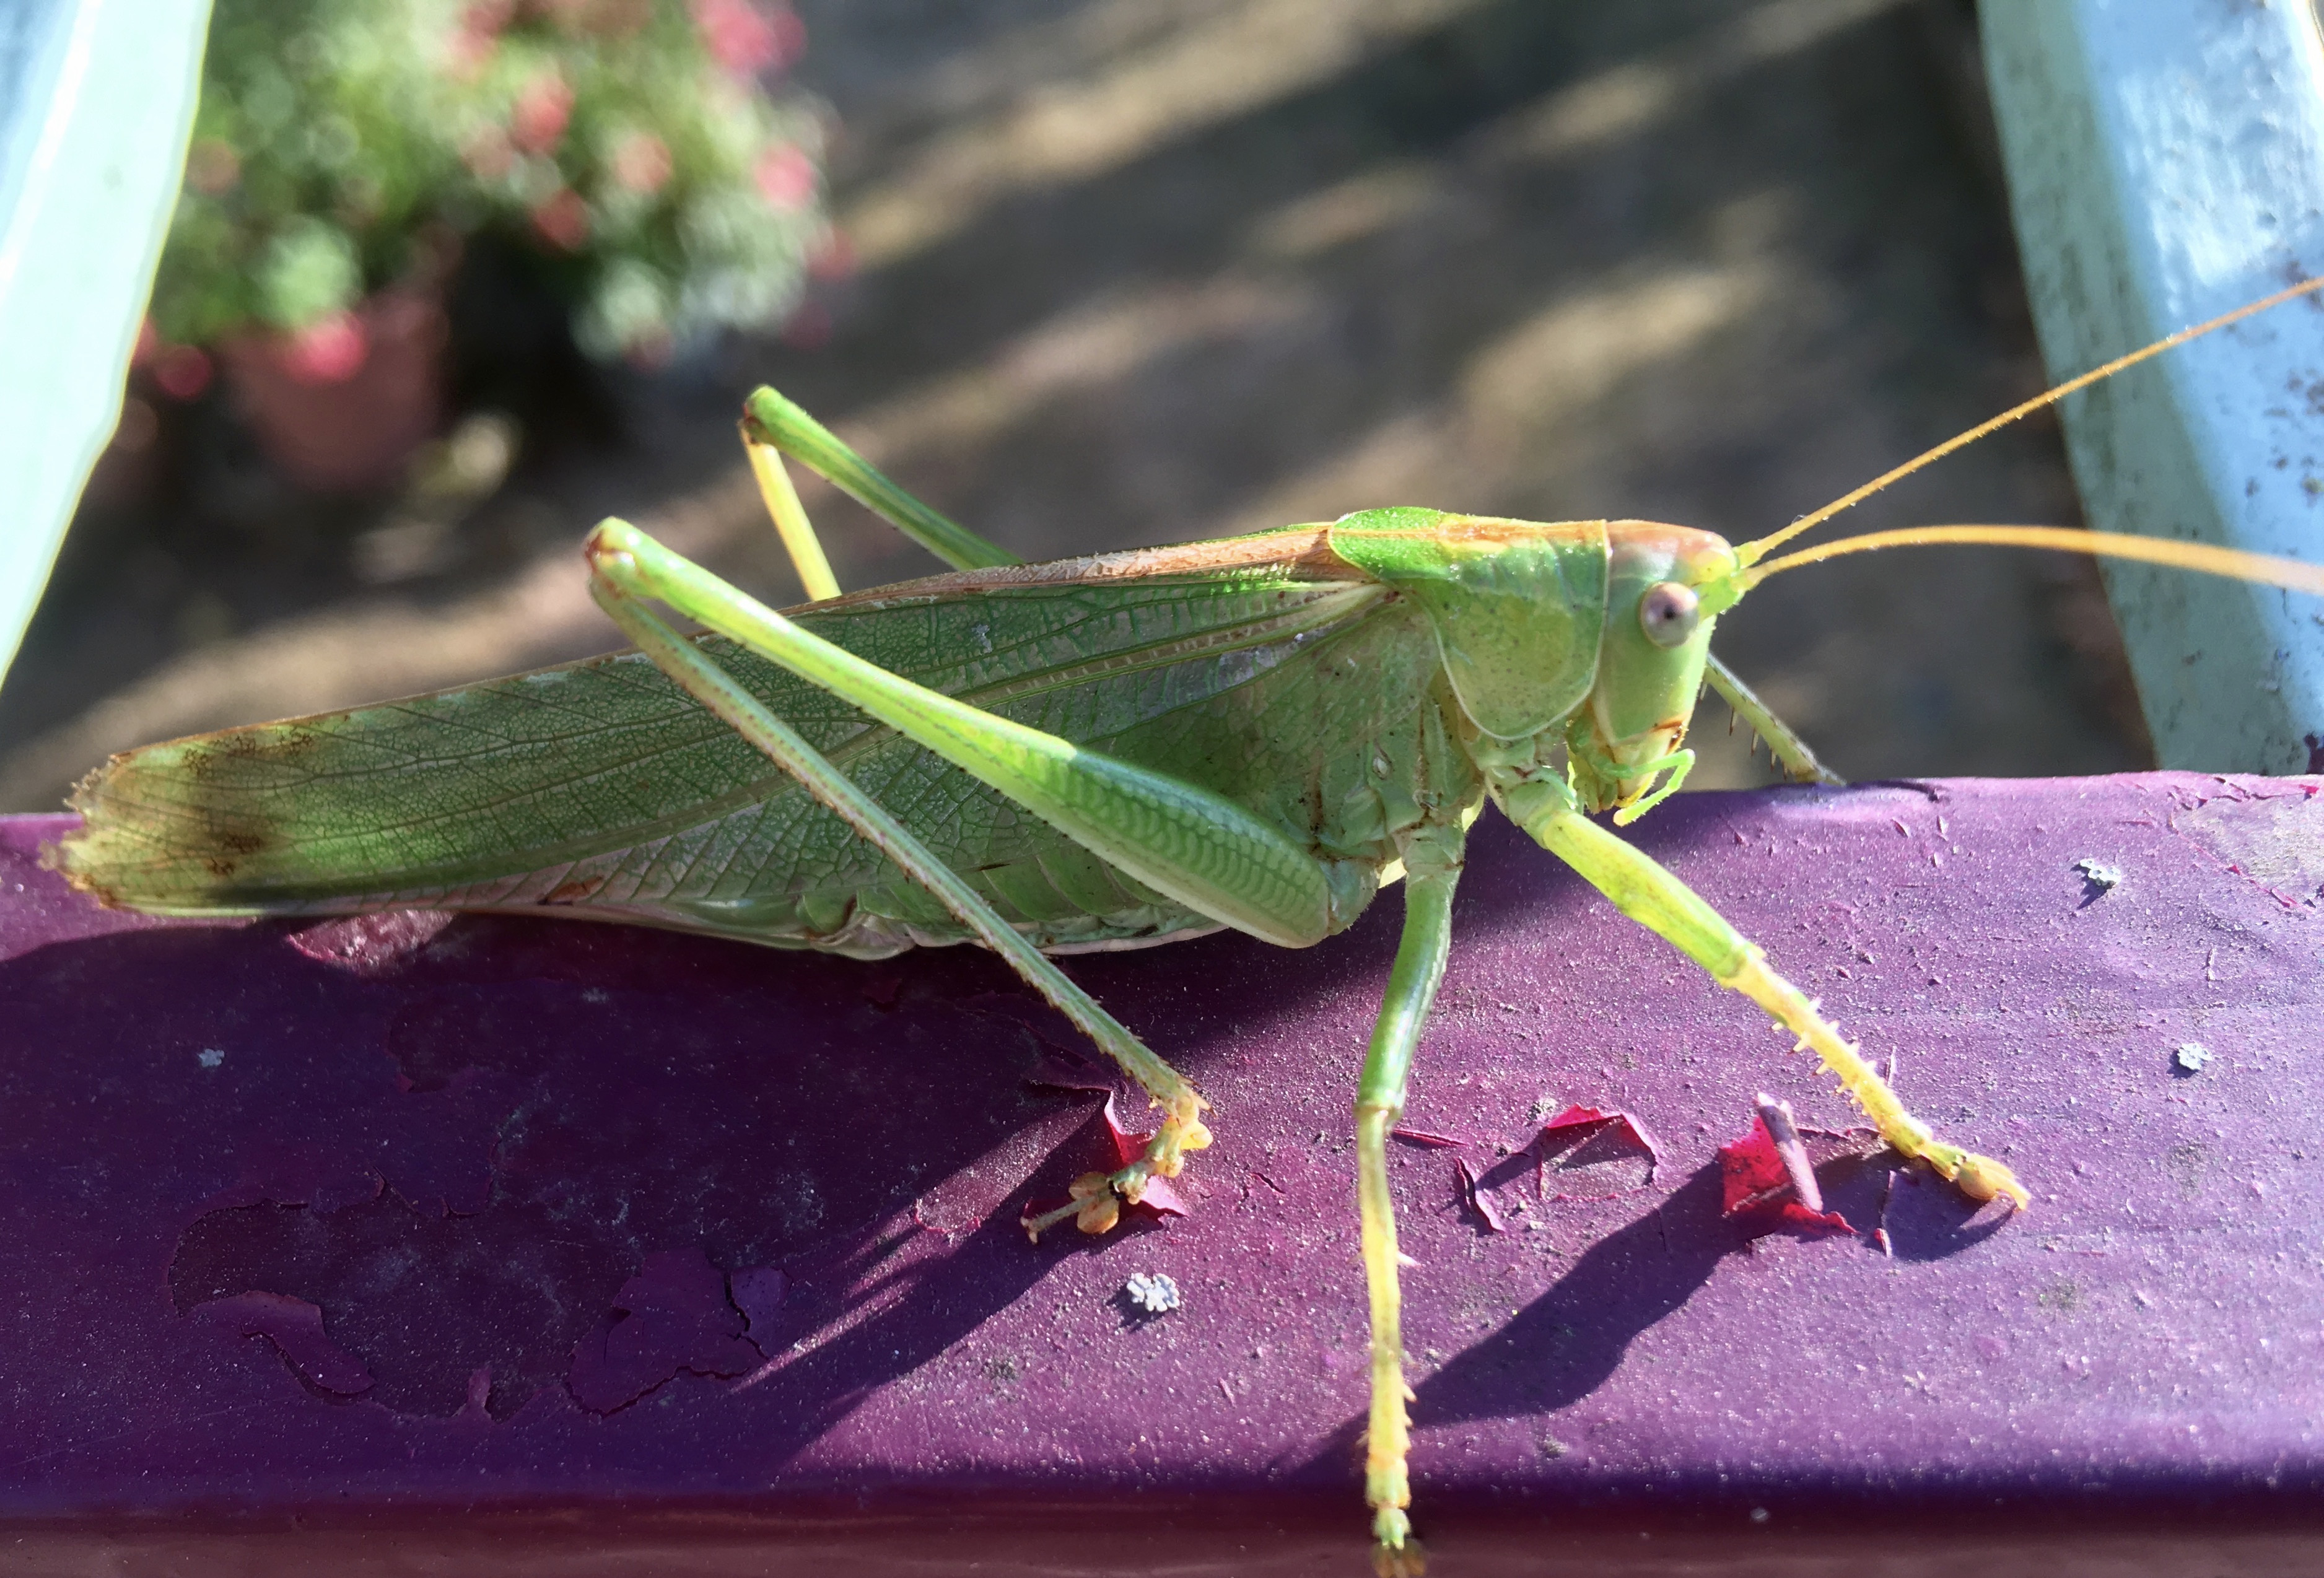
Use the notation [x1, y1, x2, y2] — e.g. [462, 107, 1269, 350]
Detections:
[1983, 1, 2324, 773]
[0, 0, 211, 687]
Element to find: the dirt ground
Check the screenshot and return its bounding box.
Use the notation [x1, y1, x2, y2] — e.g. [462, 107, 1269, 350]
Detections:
[0, 0, 2146, 814]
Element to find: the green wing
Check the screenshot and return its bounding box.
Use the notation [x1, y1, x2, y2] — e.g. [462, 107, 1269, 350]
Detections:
[59, 538, 1479, 955]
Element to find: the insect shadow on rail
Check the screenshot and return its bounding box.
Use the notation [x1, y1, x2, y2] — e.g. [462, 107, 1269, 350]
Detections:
[1295, 1136, 2003, 1468]
[1, 908, 1189, 1436]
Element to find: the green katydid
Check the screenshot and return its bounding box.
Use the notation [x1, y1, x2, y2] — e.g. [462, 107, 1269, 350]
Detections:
[53, 276, 2324, 1575]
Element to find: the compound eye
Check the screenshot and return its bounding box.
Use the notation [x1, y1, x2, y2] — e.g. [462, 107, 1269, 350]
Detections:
[1638, 581, 1700, 648]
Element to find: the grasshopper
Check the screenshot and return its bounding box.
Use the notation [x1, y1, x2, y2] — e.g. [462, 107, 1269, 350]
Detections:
[54, 278, 2324, 1574]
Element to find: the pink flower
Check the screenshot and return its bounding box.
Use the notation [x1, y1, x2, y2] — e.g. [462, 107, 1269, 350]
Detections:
[276, 313, 370, 386]
[151, 343, 214, 401]
[610, 132, 673, 194]
[531, 187, 592, 251]
[693, 0, 803, 77]
[462, 127, 517, 181]
[753, 144, 816, 211]
[440, 7, 507, 81]
[510, 71, 574, 155]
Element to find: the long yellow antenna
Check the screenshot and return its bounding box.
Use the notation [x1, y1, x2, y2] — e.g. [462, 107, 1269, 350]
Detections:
[1734, 274, 2324, 567]
[1737, 524, 2324, 597]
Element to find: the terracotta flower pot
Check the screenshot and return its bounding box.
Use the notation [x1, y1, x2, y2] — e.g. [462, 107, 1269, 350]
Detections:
[220, 289, 448, 494]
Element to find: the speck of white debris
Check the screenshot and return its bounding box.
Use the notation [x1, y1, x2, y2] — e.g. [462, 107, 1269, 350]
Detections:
[2073, 858, 2124, 893]
[2173, 1042, 2213, 1075]
[197, 1048, 225, 1069]
[1124, 1271, 1182, 1314]
[1750, 1507, 1770, 1525]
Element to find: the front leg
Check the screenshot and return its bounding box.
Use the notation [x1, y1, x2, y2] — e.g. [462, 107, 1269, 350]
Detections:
[1495, 771, 2027, 1208]
[1703, 653, 1843, 786]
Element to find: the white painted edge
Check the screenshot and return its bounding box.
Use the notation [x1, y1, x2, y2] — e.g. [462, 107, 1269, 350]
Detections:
[1983, 0, 2324, 772]
[0, 0, 212, 688]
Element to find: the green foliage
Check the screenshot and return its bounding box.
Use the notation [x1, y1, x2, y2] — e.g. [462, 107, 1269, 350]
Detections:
[149, 0, 827, 360]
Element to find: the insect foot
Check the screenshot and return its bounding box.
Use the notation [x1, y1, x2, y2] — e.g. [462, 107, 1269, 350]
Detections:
[1103, 1100, 1213, 1216]
[1106, 1094, 1213, 1208]
[1372, 1524, 1425, 1577]
[1924, 1144, 2027, 1208]
[1141, 1100, 1213, 1180]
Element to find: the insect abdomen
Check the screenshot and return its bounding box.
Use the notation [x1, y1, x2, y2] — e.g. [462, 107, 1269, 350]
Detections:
[58, 559, 1466, 954]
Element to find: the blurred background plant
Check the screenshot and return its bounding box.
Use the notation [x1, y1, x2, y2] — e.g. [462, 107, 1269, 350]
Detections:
[141, 0, 828, 445]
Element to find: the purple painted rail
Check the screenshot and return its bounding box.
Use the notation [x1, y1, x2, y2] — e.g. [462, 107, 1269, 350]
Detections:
[1, 774, 2320, 1574]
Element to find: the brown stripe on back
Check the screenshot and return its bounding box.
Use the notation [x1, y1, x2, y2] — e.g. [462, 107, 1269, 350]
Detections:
[1326, 515, 1624, 549]
[793, 525, 1357, 614]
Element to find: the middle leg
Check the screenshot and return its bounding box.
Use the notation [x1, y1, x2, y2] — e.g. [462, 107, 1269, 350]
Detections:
[1353, 824, 1466, 1578]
